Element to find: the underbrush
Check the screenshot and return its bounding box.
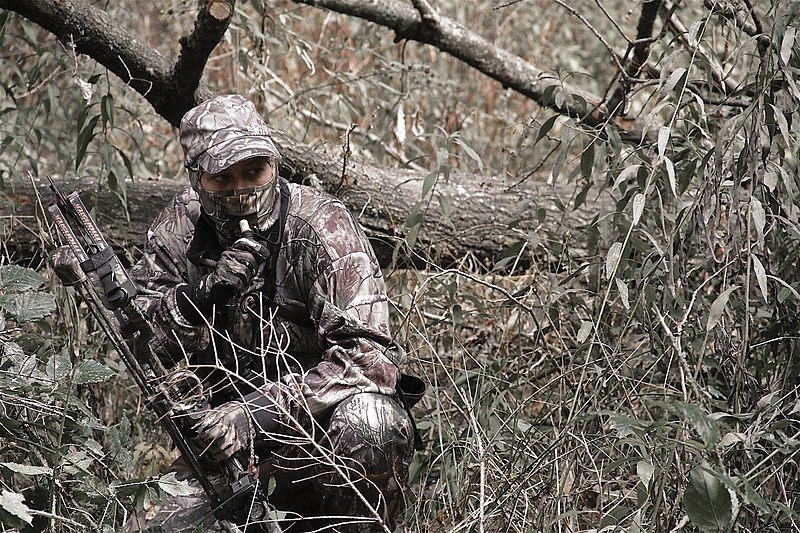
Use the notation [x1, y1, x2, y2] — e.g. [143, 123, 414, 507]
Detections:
[2, 1, 800, 531]
[391, 263, 799, 532]
[1, 208, 799, 532]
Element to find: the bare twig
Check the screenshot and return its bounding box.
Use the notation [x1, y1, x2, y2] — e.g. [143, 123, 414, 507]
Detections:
[703, 0, 771, 51]
[607, 0, 662, 116]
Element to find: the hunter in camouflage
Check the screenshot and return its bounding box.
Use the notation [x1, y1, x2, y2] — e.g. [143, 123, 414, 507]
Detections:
[124, 95, 417, 532]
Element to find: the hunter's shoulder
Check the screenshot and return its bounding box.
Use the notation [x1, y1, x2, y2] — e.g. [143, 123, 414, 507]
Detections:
[286, 182, 359, 232]
[284, 182, 374, 262]
[147, 187, 202, 236]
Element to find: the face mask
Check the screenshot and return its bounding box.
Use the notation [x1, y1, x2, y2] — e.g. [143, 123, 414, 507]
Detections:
[198, 179, 279, 241]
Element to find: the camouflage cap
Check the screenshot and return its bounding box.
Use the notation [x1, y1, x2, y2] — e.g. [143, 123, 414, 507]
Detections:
[179, 94, 280, 175]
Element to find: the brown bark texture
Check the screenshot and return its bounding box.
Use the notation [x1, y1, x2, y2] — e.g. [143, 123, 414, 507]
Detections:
[2, 164, 607, 270]
[0, 0, 614, 269]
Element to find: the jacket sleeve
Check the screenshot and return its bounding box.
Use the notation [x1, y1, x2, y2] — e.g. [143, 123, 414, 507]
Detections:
[272, 201, 400, 421]
[129, 195, 210, 361]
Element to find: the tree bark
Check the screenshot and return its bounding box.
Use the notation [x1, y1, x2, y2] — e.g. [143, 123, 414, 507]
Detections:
[2, 163, 607, 270]
[0, 0, 614, 269]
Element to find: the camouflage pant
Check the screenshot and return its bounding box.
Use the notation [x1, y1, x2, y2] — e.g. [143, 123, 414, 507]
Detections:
[125, 393, 415, 533]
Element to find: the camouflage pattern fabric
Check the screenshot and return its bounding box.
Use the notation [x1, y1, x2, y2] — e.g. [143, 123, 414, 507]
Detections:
[180, 95, 282, 240]
[128, 179, 412, 531]
[125, 393, 414, 532]
[179, 94, 281, 176]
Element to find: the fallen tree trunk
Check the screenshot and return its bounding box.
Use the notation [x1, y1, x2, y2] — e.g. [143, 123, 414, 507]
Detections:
[2, 158, 608, 270]
[0, 0, 614, 270]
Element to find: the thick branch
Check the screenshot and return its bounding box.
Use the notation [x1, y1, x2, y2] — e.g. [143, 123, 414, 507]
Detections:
[607, 0, 662, 115]
[293, 0, 651, 140]
[3, 169, 609, 270]
[174, 0, 235, 95]
[632, 0, 661, 73]
[0, 0, 216, 126]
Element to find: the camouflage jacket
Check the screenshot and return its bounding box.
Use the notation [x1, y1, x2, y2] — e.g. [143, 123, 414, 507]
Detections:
[130, 179, 400, 425]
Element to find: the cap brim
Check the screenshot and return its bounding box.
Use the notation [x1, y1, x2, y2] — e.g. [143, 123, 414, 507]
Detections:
[196, 135, 280, 175]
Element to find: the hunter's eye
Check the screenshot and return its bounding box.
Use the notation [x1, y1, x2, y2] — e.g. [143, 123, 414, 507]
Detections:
[245, 167, 262, 178]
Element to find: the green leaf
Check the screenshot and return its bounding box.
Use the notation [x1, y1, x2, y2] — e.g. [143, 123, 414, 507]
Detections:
[0, 292, 56, 322]
[663, 67, 687, 93]
[0, 489, 33, 525]
[605, 413, 651, 438]
[535, 114, 559, 144]
[750, 196, 766, 248]
[781, 26, 796, 65]
[637, 460, 655, 489]
[616, 278, 630, 310]
[684, 467, 732, 532]
[611, 164, 640, 192]
[664, 157, 677, 197]
[579, 142, 594, 179]
[605, 242, 624, 280]
[115, 147, 134, 180]
[422, 171, 438, 198]
[657, 126, 670, 157]
[454, 138, 483, 173]
[157, 472, 198, 497]
[101, 93, 114, 128]
[576, 321, 592, 343]
[45, 354, 73, 382]
[0, 265, 42, 292]
[573, 180, 592, 210]
[631, 193, 645, 225]
[551, 143, 568, 182]
[769, 275, 800, 304]
[74, 359, 115, 385]
[75, 114, 100, 171]
[108, 417, 134, 475]
[706, 286, 738, 331]
[436, 193, 451, 219]
[61, 450, 93, 476]
[0, 462, 53, 476]
[752, 255, 768, 304]
[681, 403, 719, 447]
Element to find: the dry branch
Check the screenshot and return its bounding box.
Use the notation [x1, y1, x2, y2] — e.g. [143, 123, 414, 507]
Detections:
[0, 0, 615, 269]
[292, 0, 653, 142]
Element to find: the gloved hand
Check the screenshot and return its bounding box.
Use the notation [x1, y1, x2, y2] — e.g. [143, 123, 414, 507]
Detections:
[191, 401, 253, 462]
[203, 236, 267, 303]
[177, 236, 268, 322]
[50, 245, 85, 286]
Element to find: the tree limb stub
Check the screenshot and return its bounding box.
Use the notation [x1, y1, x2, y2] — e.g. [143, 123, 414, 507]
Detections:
[174, 0, 236, 106]
[208, 0, 235, 20]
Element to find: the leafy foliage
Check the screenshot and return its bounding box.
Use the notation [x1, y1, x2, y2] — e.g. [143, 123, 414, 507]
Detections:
[1, 1, 799, 532]
[0, 266, 175, 530]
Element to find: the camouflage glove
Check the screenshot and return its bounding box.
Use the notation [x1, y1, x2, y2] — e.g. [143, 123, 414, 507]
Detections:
[177, 236, 267, 322]
[191, 401, 253, 462]
[50, 245, 85, 286]
[203, 236, 267, 302]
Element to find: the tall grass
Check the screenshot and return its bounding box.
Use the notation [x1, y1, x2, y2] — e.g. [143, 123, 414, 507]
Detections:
[2, 1, 799, 531]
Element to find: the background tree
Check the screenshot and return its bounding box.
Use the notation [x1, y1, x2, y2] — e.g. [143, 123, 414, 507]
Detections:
[0, 1, 799, 531]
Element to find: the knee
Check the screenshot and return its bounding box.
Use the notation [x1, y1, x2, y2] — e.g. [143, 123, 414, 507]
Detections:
[326, 393, 414, 473]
